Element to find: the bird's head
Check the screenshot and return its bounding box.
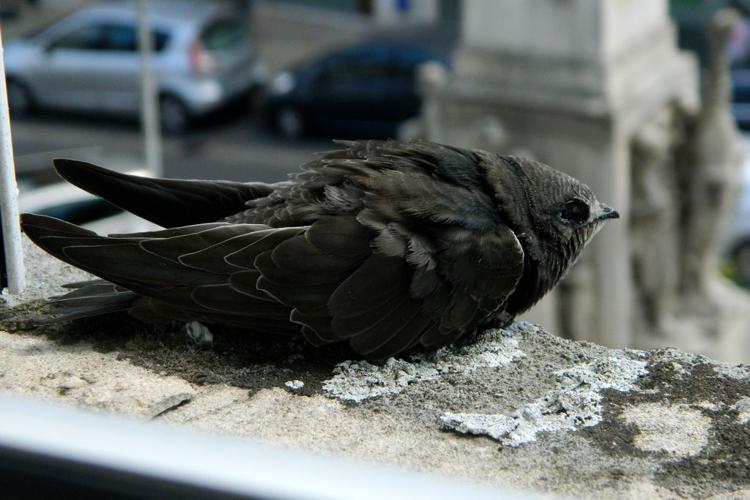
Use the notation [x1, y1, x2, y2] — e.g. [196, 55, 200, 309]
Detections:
[483, 155, 619, 266]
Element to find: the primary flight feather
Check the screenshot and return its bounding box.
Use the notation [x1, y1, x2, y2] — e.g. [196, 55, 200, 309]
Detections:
[21, 140, 618, 359]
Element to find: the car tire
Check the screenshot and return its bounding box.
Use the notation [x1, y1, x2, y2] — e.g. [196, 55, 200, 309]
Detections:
[275, 106, 304, 139]
[6, 79, 34, 116]
[159, 94, 190, 135]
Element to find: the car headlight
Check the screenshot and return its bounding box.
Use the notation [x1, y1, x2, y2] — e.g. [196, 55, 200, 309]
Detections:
[270, 71, 295, 96]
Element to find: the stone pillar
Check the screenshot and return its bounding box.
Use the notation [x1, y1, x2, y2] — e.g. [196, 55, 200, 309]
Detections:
[437, 0, 698, 347]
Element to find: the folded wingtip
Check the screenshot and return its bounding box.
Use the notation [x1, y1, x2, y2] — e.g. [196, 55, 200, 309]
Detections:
[20, 212, 51, 229]
[20, 213, 97, 238]
[52, 158, 102, 180]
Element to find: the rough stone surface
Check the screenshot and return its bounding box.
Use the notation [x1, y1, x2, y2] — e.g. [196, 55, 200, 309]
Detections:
[621, 403, 711, 459]
[1, 239, 749, 499]
[0, 332, 194, 418]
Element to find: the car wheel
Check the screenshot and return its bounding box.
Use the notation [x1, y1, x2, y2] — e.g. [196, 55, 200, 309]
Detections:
[275, 106, 304, 139]
[733, 241, 750, 286]
[6, 79, 34, 116]
[159, 95, 190, 134]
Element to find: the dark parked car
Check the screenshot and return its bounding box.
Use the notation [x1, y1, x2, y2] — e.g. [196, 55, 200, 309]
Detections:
[263, 41, 450, 139]
[732, 66, 750, 128]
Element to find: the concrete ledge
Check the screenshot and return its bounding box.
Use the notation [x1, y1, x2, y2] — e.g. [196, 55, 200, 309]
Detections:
[1, 239, 749, 498]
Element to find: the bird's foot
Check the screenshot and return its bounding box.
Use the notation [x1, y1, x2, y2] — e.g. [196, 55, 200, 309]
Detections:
[183, 321, 213, 347]
[477, 311, 515, 333]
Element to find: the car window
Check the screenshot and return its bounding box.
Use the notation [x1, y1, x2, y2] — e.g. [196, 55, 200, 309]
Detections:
[50, 23, 170, 53]
[51, 24, 106, 50]
[106, 24, 137, 51]
[153, 30, 170, 52]
[201, 18, 245, 51]
[104, 24, 170, 52]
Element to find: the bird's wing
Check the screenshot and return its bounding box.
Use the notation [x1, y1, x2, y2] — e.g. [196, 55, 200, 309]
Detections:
[21, 214, 301, 333]
[53, 159, 275, 228]
[255, 214, 525, 357]
[22, 213, 432, 355]
[251, 141, 526, 356]
[253, 215, 436, 357]
[23, 210, 523, 358]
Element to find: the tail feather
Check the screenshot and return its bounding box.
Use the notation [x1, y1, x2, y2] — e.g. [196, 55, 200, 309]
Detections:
[0, 280, 138, 329]
[53, 158, 275, 228]
[19, 216, 138, 322]
[44, 281, 139, 323]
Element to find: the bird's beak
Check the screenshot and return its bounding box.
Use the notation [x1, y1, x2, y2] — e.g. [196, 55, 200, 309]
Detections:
[594, 204, 620, 221]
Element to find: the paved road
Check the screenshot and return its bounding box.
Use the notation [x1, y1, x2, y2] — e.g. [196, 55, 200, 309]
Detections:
[11, 108, 331, 185]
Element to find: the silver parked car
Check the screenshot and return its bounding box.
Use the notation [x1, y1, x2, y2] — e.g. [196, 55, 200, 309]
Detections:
[4, 0, 266, 133]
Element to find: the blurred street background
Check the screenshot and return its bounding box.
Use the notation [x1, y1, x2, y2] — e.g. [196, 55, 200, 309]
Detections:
[3, 0, 750, 359]
[0, 0, 740, 181]
[1, 0, 380, 183]
[0, 0, 460, 184]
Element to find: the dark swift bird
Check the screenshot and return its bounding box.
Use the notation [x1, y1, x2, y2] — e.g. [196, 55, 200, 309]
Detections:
[21, 140, 618, 359]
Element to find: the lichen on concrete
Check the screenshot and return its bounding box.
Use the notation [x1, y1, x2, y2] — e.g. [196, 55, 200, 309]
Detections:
[284, 380, 305, 394]
[440, 353, 648, 446]
[731, 397, 750, 424]
[713, 361, 750, 380]
[321, 326, 526, 404]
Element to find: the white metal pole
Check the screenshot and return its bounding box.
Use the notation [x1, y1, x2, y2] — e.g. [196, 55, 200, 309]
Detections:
[137, 0, 163, 177]
[0, 25, 25, 294]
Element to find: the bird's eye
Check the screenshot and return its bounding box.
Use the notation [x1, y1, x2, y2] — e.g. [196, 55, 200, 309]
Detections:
[559, 199, 590, 224]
